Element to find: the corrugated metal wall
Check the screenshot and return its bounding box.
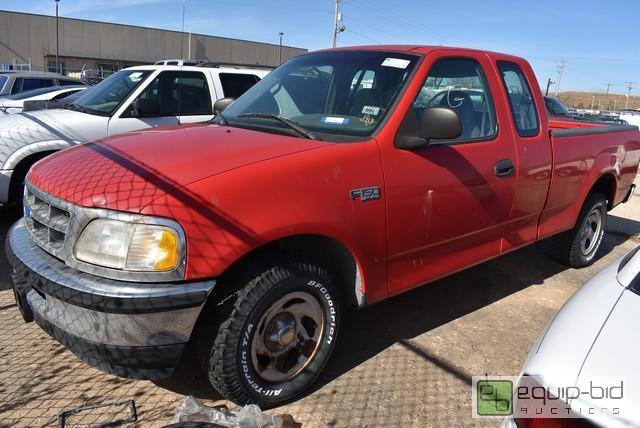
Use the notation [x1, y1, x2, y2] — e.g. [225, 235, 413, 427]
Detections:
[0, 10, 307, 71]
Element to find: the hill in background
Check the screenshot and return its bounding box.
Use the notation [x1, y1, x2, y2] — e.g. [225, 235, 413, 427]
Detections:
[555, 91, 640, 110]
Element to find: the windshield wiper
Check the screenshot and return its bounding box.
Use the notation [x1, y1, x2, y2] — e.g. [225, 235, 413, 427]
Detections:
[238, 112, 320, 140]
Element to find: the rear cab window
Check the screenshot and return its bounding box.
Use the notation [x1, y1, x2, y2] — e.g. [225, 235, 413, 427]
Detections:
[219, 73, 261, 99]
[497, 61, 540, 137]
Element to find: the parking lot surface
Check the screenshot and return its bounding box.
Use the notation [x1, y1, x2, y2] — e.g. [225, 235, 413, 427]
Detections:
[1, 181, 639, 427]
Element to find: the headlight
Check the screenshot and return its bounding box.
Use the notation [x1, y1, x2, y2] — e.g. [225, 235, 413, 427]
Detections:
[74, 219, 181, 271]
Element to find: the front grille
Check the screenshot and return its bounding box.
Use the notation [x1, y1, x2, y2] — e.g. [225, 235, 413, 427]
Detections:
[24, 184, 71, 260]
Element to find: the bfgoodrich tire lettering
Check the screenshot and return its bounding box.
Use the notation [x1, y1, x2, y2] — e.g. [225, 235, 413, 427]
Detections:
[205, 263, 340, 406]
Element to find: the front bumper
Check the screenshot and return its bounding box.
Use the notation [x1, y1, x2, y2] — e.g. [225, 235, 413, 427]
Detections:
[6, 220, 216, 379]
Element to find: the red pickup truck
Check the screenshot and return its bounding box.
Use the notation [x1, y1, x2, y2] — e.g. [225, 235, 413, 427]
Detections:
[7, 46, 640, 406]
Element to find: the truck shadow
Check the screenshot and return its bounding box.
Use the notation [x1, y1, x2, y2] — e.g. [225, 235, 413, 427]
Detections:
[157, 233, 626, 403]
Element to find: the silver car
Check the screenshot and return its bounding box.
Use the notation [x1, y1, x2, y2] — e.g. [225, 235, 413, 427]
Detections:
[504, 245, 640, 427]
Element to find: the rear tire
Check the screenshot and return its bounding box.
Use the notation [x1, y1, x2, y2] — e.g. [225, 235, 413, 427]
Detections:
[550, 192, 607, 268]
[201, 262, 340, 406]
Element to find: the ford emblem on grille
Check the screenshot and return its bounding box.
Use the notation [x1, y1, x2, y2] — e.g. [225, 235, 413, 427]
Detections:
[24, 205, 31, 219]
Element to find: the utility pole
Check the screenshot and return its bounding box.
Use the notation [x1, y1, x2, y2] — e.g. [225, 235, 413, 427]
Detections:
[624, 82, 636, 109]
[278, 32, 284, 65]
[332, 0, 345, 48]
[591, 95, 595, 110]
[55, 0, 60, 73]
[545, 78, 555, 96]
[605, 82, 614, 95]
[554, 59, 566, 97]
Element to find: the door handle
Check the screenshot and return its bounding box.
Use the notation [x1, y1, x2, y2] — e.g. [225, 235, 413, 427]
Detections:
[494, 159, 515, 177]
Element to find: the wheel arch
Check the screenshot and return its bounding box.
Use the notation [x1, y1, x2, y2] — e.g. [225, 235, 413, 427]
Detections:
[211, 233, 365, 309]
[7, 149, 57, 203]
[589, 171, 617, 210]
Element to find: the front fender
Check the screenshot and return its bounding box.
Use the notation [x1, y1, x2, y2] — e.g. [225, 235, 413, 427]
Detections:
[141, 140, 390, 303]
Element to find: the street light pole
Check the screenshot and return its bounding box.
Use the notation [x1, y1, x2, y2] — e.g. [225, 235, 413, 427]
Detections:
[55, 0, 60, 73]
[278, 32, 284, 65]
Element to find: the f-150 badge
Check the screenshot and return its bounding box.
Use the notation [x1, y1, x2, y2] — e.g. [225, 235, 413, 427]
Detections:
[350, 186, 380, 201]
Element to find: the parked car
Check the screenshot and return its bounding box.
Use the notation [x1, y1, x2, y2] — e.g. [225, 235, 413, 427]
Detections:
[503, 245, 640, 428]
[21, 89, 87, 112]
[0, 64, 269, 207]
[7, 46, 640, 407]
[544, 96, 627, 127]
[618, 109, 640, 127]
[0, 85, 87, 115]
[0, 71, 84, 96]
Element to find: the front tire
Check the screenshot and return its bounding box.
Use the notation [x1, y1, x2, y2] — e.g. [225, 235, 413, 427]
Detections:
[550, 192, 607, 268]
[203, 263, 340, 406]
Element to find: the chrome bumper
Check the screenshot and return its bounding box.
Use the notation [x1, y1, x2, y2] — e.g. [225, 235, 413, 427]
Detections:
[6, 220, 216, 378]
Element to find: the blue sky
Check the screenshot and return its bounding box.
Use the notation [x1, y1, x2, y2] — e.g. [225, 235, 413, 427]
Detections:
[2, 0, 639, 94]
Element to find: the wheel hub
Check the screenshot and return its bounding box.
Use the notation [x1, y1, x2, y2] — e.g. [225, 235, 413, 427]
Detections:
[250, 291, 325, 383]
[580, 208, 602, 256]
[264, 313, 296, 350]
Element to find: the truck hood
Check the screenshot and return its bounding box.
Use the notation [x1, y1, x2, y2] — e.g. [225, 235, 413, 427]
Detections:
[28, 123, 331, 212]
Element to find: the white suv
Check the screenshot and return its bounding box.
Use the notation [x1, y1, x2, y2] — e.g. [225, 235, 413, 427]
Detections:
[0, 64, 269, 206]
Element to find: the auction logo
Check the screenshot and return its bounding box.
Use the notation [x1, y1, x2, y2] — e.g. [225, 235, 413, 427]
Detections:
[472, 375, 628, 422]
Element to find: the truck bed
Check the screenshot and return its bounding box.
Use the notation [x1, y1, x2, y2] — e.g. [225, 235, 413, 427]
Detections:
[539, 123, 640, 238]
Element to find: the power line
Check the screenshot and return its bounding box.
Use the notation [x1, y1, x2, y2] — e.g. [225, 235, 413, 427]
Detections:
[346, 28, 383, 45]
[347, 0, 468, 46]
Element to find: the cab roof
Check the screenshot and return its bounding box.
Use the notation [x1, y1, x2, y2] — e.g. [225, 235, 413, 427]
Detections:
[313, 45, 526, 62]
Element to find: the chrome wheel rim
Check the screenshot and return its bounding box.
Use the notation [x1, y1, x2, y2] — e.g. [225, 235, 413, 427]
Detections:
[580, 209, 602, 256]
[251, 291, 325, 383]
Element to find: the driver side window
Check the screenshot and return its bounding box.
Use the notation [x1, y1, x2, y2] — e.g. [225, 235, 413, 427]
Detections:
[415, 58, 497, 141]
[132, 71, 212, 117]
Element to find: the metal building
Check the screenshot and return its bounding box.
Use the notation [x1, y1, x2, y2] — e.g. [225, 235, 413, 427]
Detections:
[0, 10, 307, 74]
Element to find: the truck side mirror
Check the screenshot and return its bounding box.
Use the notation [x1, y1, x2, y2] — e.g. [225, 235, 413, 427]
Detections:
[395, 107, 462, 150]
[130, 99, 161, 118]
[214, 97, 235, 115]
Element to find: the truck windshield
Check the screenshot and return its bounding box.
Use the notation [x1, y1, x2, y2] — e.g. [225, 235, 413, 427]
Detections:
[72, 70, 151, 116]
[221, 51, 420, 139]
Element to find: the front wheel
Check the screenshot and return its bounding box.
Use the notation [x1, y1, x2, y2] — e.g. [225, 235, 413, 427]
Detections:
[202, 263, 340, 406]
[550, 192, 608, 268]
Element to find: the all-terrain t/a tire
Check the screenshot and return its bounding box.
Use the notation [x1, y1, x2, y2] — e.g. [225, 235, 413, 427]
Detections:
[202, 263, 340, 406]
[550, 192, 608, 268]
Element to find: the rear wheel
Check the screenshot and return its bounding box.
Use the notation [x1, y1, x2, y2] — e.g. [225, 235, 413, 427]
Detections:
[201, 263, 340, 406]
[550, 192, 607, 267]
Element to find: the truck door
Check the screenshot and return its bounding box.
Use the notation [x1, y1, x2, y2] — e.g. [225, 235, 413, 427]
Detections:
[108, 70, 213, 135]
[493, 59, 552, 248]
[381, 53, 518, 295]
